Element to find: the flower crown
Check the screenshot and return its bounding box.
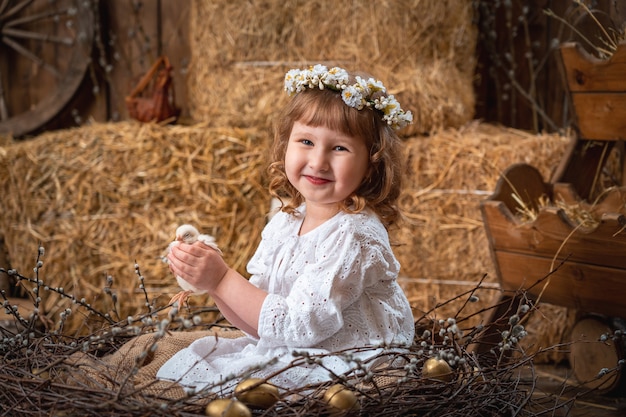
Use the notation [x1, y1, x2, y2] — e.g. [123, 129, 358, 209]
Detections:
[284, 64, 413, 130]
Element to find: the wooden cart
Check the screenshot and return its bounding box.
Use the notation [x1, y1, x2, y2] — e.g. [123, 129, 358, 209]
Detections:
[477, 42, 626, 393]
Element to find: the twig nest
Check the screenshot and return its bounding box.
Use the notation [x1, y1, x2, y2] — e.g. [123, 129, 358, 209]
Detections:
[322, 384, 360, 415]
[205, 398, 251, 417]
[422, 357, 454, 382]
[234, 378, 280, 409]
[472, 366, 486, 383]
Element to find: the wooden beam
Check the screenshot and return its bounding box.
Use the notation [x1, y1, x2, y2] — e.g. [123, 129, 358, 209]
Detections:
[494, 250, 626, 318]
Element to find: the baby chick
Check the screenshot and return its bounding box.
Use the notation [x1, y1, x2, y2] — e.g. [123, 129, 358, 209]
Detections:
[167, 224, 222, 307]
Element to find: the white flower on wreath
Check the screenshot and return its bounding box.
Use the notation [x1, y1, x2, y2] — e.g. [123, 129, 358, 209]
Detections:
[284, 64, 413, 130]
[342, 84, 366, 109]
[323, 67, 349, 90]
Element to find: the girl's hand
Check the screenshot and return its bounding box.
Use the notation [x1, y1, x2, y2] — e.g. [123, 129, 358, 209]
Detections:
[167, 241, 229, 294]
[169, 241, 267, 337]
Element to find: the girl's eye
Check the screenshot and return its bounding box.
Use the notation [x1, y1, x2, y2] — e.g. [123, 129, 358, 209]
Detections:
[300, 139, 313, 146]
[334, 145, 348, 152]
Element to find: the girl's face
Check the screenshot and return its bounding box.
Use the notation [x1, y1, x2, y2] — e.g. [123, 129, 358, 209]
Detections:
[285, 121, 370, 211]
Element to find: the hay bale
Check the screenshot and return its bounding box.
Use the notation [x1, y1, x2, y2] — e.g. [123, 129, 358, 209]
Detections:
[394, 121, 572, 282]
[0, 122, 271, 332]
[0, 119, 576, 358]
[187, 0, 477, 136]
[393, 121, 574, 361]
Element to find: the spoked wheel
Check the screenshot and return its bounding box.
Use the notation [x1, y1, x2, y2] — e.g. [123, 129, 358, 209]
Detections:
[0, 0, 94, 138]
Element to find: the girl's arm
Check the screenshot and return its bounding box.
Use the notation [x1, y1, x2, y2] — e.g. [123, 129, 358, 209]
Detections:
[167, 242, 267, 338]
[211, 270, 266, 337]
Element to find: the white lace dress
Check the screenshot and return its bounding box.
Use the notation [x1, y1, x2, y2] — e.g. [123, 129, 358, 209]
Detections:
[156, 206, 415, 393]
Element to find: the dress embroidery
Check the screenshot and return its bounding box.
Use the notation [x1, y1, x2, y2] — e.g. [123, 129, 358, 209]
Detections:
[156, 206, 414, 392]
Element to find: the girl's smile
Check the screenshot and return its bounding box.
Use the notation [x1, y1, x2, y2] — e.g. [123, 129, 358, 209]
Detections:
[304, 175, 332, 185]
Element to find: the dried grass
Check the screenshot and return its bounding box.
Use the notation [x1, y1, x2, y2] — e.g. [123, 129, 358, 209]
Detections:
[0, 119, 578, 358]
[393, 122, 574, 362]
[187, 0, 477, 136]
[0, 122, 271, 333]
[394, 121, 571, 283]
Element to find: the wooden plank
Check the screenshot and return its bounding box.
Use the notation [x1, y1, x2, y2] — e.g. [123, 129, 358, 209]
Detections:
[553, 182, 626, 213]
[473, 0, 576, 132]
[560, 42, 626, 93]
[530, 364, 626, 416]
[485, 163, 553, 214]
[101, 0, 160, 120]
[570, 93, 626, 140]
[100, 0, 190, 122]
[559, 42, 626, 141]
[494, 250, 626, 318]
[482, 200, 626, 270]
[160, 0, 190, 120]
[550, 138, 615, 199]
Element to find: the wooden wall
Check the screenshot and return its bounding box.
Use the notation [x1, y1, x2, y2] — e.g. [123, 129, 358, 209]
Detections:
[473, 0, 626, 133]
[6, 0, 625, 137]
[91, 0, 191, 123]
[77, 0, 626, 136]
[42, 0, 192, 135]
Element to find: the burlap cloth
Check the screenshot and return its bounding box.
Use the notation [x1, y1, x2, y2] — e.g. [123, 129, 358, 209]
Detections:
[61, 327, 405, 407]
[62, 328, 245, 401]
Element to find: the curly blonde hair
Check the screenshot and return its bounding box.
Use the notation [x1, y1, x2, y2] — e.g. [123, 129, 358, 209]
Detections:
[268, 81, 406, 229]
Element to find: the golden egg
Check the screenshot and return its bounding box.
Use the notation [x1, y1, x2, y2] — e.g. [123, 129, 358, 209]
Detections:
[31, 368, 50, 379]
[472, 366, 486, 382]
[422, 357, 454, 382]
[234, 378, 280, 409]
[205, 398, 251, 417]
[322, 384, 360, 415]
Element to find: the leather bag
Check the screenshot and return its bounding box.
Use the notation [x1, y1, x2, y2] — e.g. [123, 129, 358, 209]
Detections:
[125, 56, 180, 123]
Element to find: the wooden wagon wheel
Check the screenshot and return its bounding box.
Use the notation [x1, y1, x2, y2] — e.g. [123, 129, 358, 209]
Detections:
[0, 0, 94, 138]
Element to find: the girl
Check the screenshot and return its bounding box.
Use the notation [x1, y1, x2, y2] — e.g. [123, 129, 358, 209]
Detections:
[157, 65, 415, 392]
